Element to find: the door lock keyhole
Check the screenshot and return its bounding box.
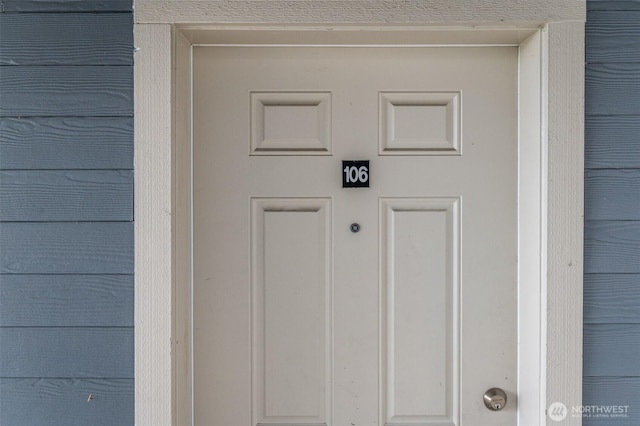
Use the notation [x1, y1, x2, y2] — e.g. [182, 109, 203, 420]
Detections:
[483, 388, 507, 411]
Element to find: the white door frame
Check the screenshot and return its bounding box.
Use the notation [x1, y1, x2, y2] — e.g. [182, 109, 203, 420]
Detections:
[133, 2, 585, 425]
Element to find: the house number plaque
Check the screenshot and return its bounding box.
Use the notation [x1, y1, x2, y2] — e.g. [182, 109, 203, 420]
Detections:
[342, 161, 369, 188]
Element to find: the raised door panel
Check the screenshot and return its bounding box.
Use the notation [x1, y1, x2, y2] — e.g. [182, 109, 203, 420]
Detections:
[251, 198, 332, 424]
[380, 198, 459, 426]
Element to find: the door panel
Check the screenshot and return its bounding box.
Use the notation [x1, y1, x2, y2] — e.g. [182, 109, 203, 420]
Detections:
[193, 46, 517, 426]
[380, 198, 458, 424]
[251, 199, 332, 424]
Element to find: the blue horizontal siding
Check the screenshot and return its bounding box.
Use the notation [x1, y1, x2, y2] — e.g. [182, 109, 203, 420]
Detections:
[0, 170, 133, 221]
[0, 5, 134, 425]
[588, 0, 640, 11]
[0, 117, 133, 170]
[585, 115, 640, 168]
[585, 169, 640, 220]
[0, 275, 133, 327]
[584, 324, 640, 376]
[583, 377, 640, 425]
[0, 13, 133, 65]
[1, 0, 133, 12]
[587, 11, 640, 62]
[0, 66, 133, 117]
[584, 221, 640, 273]
[0, 328, 133, 378]
[0, 222, 134, 274]
[0, 378, 134, 426]
[585, 274, 640, 323]
[584, 3, 640, 423]
[586, 62, 640, 115]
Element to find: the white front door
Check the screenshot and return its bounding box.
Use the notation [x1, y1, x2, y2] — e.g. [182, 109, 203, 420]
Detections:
[193, 46, 517, 426]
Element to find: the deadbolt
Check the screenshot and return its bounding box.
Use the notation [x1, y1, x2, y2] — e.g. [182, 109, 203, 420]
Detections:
[483, 388, 507, 411]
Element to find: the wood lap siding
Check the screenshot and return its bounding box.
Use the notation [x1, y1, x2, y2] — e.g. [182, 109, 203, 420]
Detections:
[0, 2, 134, 425]
[584, 1, 640, 425]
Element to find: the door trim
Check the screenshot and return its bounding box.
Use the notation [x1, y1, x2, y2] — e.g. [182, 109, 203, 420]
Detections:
[134, 7, 584, 426]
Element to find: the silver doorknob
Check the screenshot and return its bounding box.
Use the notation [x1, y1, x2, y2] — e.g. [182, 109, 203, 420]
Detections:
[483, 388, 507, 411]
